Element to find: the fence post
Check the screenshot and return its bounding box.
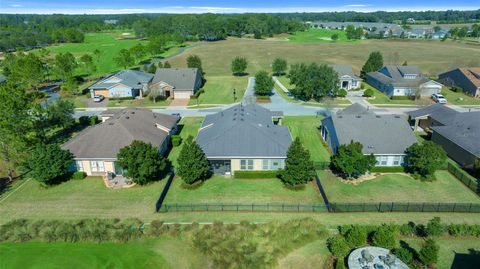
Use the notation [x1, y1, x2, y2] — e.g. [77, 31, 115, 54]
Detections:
[282, 204, 285, 212]
[422, 203, 425, 212]
[453, 203, 456, 212]
[469, 203, 473, 212]
[237, 204, 239, 212]
[379, 202, 382, 212]
[391, 202, 394, 212]
[252, 203, 254, 212]
[437, 202, 440, 212]
[297, 204, 300, 212]
[406, 202, 409, 212]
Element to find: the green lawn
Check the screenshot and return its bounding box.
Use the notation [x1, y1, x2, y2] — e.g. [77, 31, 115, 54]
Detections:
[404, 239, 480, 269]
[167, 117, 204, 167]
[163, 177, 322, 204]
[276, 239, 330, 269]
[441, 88, 480, 106]
[283, 116, 331, 162]
[107, 97, 171, 108]
[36, 32, 181, 78]
[366, 84, 435, 106]
[0, 237, 207, 269]
[189, 75, 248, 105]
[320, 170, 480, 203]
[288, 29, 356, 43]
[0, 177, 167, 224]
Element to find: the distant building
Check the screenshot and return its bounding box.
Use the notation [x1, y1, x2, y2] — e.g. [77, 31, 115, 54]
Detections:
[150, 68, 203, 100]
[366, 66, 443, 97]
[438, 67, 480, 97]
[104, 19, 118, 25]
[311, 21, 403, 38]
[89, 70, 153, 99]
[331, 64, 362, 90]
[321, 104, 417, 167]
[196, 104, 291, 175]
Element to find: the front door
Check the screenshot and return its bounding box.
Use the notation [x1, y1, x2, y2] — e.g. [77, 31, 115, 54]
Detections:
[342, 81, 350, 89]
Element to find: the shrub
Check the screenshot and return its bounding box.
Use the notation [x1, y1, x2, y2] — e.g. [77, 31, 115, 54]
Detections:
[370, 166, 405, 173]
[360, 83, 365, 89]
[337, 89, 348, 98]
[335, 259, 347, 269]
[345, 225, 367, 248]
[399, 222, 416, 236]
[426, 217, 444, 237]
[78, 116, 90, 126]
[363, 88, 374, 97]
[419, 239, 439, 266]
[109, 96, 134, 100]
[89, 115, 99, 126]
[373, 225, 397, 249]
[171, 135, 182, 146]
[72, 171, 86, 180]
[394, 247, 413, 265]
[234, 170, 278, 179]
[450, 86, 463, 93]
[447, 224, 480, 237]
[327, 236, 350, 258]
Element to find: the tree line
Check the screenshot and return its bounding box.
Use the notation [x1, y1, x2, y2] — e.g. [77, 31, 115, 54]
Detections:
[274, 10, 480, 24]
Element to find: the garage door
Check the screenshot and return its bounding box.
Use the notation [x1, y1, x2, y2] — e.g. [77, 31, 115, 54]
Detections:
[420, 87, 440, 96]
[174, 91, 192, 99]
[93, 89, 110, 98]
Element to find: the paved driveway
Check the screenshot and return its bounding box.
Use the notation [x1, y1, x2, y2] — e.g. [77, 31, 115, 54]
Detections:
[86, 98, 108, 108]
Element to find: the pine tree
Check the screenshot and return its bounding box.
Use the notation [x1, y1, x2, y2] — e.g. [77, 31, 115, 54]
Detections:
[278, 138, 315, 186]
[360, 51, 383, 79]
[177, 136, 211, 184]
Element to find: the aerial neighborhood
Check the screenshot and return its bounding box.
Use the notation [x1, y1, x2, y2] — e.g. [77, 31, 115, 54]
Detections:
[0, 7, 480, 269]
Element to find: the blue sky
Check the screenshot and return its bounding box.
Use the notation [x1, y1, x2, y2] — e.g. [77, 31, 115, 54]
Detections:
[1, 0, 479, 14]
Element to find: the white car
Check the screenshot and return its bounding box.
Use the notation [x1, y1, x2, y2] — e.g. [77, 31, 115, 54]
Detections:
[93, 95, 105, 102]
[431, 94, 447, 104]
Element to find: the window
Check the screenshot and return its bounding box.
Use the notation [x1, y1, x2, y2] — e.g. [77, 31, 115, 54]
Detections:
[240, 160, 253, 170]
[90, 161, 105, 172]
[393, 156, 401, 166]
[262, 159, 269, 170]
[376, 156, 388, 166]
[262, 159, 285, 170]
[76, 161, 84, 172]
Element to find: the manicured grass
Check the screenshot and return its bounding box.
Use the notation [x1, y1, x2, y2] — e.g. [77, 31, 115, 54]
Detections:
[320, 170, 480, 203]
[404, 239, 480, 269]
[0, 238, 208, 269]
[282, 116, 331, 162]
[35, 32, 180, 78]
[107, 98, 171, 108]
[0, 177, 167, 224]
[188, 75, 248, 105]
[163, 177, 322, 204]
[288, 29, 356, 43]
[441, 88, 480, 106]
[276, 239, 330, 269]
[166, 38, 480, 78]
[167, 117, 203, 167]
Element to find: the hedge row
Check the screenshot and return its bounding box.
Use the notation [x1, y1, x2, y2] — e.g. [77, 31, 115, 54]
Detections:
[370, 166, 405, 173]
[234, 170, 278, 179]
[391, 96, 415, 100]
[447, 159, 478, 194]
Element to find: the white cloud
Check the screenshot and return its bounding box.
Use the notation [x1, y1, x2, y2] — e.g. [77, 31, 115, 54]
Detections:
[9, 4, 23, 8]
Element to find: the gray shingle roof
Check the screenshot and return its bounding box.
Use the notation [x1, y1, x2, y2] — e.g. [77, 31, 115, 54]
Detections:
[367, 66, 431, 88]
[406, 104, 459, 126]
[323, 104, 417, 155]
[432, 111, 480, 157]
[196, 104, 292, 158]
[331, 64, 361, 80]
[90, 70, 153, 90]
[62, 108, 178, 159]
[152, 68, 201, 91]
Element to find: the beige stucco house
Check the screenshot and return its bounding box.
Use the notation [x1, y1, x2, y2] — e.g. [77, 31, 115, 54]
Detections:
[149, 68, 203, 99]
[62, 108, 178, 176]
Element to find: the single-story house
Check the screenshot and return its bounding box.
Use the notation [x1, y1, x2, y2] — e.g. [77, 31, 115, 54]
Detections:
[407, 104, 480, 169]
[438, 67, 480, 97]
[149, 68, 203, 100]
[432, 30, 450, 40]
[321, 103, 417, 166]
[89, 70, 153, 99]
[196, 103, 292, 175]
[331, 64, 362, 90]
[366, 66, 443, 97]
[62, 108, 178, 176]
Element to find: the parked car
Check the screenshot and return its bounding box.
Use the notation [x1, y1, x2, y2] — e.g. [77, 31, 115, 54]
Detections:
[431, 93, 447, 104]
[93, 95, 105, 102]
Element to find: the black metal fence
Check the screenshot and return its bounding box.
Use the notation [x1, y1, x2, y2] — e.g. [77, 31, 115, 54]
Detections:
[158, 202, 480, 213]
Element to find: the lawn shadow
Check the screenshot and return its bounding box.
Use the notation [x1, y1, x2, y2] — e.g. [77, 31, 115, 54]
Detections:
[451, 249, 480, 269]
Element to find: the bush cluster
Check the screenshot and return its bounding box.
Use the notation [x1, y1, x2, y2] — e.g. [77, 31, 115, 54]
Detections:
[71, 171, 86, 180]
[391, 96, 415, 100]
[0, 219, 144, 243]
[171, 135, 182, 146]
[363, 88, 374, 97]
[337, 89, 348, 98]
[370, 166, 405, 173]
[234, 170, 279, 179]
[78, 115, 99, 126]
